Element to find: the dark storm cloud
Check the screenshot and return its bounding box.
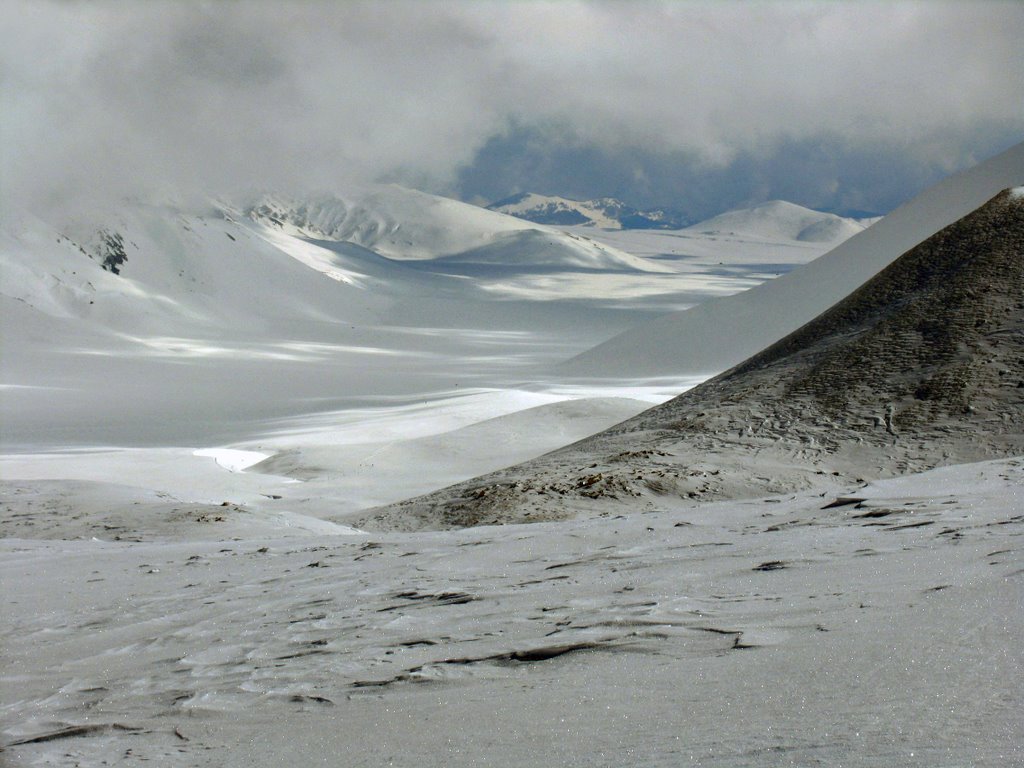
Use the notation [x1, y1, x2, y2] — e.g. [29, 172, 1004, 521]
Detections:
[3, 1, 1022, 216]
[460, 122, 1023, 219]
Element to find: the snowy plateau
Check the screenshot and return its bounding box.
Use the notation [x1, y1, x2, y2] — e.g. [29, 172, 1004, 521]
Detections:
[1, 142, 1023, 767]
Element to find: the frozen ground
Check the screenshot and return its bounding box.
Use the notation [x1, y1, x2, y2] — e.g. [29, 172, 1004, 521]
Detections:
[2, 459, 1021, 766]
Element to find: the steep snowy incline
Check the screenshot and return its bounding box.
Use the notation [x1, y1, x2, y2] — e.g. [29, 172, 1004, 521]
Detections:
[563, 141, 1024, 378]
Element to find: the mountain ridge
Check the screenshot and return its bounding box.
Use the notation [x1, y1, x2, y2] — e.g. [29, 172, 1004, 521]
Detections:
[356, 189, 1024, 531]
[487, 192, 687, 229]
[561, 141, 1024, 378]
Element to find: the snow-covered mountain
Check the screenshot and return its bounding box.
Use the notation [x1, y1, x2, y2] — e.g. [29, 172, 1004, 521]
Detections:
[364, 186, 1024, 531]
[245, 187, 535, 260]
[685, 199, 871, 243]
[1, 185, 662, 329]
[241, 188, 666, 271]
[4, 151, 1023, 768]
[486, 193, 873, 238]
[487, 192, 686, 229]
[0, 184, 676, 446]
[562, 140, 1024, 378]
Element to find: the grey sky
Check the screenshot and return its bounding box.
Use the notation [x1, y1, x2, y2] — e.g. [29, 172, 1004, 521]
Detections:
[3, 1, 1022, 218]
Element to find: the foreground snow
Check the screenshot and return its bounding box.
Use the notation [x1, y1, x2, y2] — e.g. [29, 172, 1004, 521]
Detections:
[2, 458, 1020, 766]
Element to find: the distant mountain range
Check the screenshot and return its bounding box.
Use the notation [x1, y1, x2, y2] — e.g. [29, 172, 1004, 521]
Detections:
[486, 193, 688, 229]
[486, 192, 882, 233]
[562, 141, 1024, 379]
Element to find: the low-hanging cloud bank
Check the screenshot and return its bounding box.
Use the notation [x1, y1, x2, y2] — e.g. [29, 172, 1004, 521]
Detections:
[3, 1, 1022, 216]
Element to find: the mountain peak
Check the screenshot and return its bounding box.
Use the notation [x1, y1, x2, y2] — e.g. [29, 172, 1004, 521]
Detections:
[686, 200, 867, 243]
[487, 193, 687, 230]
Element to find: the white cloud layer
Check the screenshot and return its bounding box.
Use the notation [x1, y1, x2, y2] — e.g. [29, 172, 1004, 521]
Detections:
[3, 0, 1022, 213]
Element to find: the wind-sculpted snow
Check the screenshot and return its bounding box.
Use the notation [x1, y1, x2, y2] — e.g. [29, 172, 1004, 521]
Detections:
[3, 459, 1022, 765]
[2, 165, 1022, 767]
[361, 190, 1024, 531]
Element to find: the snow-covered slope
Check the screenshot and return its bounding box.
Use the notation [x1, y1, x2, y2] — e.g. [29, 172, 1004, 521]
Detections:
[487, 192, 685, 229]
[245, 187, 534, 259]
[3, 190, 1022, 767]
[487, 193, 622, 228]
[686, 200, 868, 243]
[366, 188, 1024, 531]
[563, 141, 1024, 378]
[0, 203, 396, 336]
[426, 228, 670, 272]
[243, 188, 656, 270]
[0, 183, 678, 447]
[1, 183, 668, 338]
[4, 458, 1021, 766]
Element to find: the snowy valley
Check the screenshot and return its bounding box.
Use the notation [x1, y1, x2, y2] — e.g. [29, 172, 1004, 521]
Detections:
[2, 143, 1023, 767]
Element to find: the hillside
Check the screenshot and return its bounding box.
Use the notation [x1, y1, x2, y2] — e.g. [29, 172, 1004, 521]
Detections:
[685, 200, 868, 243]
[562, 141, 1024, 378]
[359, 188, 1024, 530]
[240, 188, 656, 271]
[0, 186, 666, 447]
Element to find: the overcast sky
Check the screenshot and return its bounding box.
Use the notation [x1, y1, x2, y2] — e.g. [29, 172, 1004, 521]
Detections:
[3, 0, 1022, 219]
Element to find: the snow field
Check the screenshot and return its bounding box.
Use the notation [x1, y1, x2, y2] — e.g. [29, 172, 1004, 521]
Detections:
[2, 459, 1021, 766]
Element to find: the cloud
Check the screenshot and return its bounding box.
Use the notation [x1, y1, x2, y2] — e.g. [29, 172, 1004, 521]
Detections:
[458, 121, 1023, 219]
[3, 0, 1022, 216]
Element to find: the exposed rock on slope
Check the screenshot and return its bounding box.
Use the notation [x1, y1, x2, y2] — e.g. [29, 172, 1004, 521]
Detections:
[487, 192, 686, 229]
[357, 190, 1024, 531]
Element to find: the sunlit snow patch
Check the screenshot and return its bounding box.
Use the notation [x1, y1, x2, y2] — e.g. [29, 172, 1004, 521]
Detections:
[193, 448, 269, 472]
